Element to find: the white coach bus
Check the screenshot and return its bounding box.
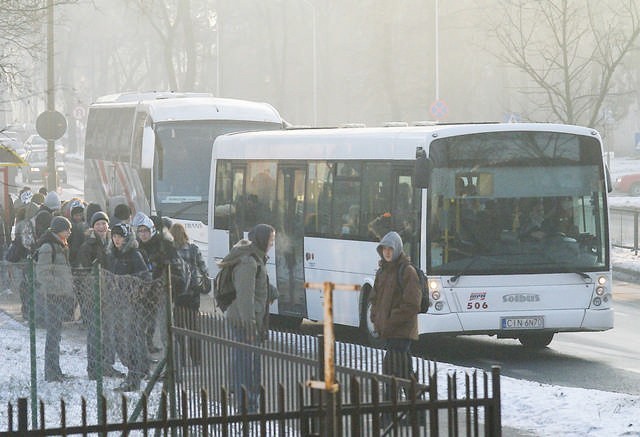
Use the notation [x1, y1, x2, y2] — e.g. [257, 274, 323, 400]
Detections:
[209, 123, 613, 348]
[84, 92, 285, 253]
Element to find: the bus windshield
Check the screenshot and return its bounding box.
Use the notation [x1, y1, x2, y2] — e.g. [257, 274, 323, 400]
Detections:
[154, 120, 282, 223]
[428, 131, 608, 276]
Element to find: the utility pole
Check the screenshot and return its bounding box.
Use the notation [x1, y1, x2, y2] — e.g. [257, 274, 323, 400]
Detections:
[46, 0, 56, 190]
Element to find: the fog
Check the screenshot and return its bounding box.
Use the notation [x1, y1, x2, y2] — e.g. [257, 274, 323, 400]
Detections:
[1, 0, 640, 155]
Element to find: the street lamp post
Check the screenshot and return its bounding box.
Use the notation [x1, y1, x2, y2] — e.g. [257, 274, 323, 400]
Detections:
[301, 0, 317, 126]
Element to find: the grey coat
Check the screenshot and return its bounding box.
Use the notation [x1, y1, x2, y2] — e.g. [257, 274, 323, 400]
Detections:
[35, 233, 74, 298]
[224, 239, 270, 335]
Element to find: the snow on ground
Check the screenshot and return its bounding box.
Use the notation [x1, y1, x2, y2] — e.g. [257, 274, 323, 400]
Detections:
[0, 301, 638, 436]
[1, 156, 640, 435]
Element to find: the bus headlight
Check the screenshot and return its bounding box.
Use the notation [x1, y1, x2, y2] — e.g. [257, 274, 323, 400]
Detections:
[597, 276, 607, 286]
[593, 297, 602, 306]
[431, 290, 441, 301]
[595, 286, 605, 296]
[434, 301, 444, 311]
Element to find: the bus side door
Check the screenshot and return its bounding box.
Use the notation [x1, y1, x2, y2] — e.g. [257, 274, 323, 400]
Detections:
[275, 165, 307, 318]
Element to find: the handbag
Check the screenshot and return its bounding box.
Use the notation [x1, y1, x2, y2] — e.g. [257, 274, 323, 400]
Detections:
[5, 239, 28, 263]
[189, 244, 211, 294]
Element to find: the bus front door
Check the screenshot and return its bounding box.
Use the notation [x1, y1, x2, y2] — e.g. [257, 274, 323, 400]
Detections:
[275, 165, 307, 318]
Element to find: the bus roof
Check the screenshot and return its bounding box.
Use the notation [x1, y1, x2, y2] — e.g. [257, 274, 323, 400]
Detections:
[90, 94, 283, 124]
[213, 123, 601, 160]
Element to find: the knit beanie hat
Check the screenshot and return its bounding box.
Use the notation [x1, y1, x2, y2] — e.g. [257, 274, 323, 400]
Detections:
[19, 190, 33, 205]
[90, 211, 110, 228]
[31, 192, 45, 205]
[110, 223, 130, 238]
[44, 191, 61, 211]
[132, 211, 156, 236]
[70, 199, 84, 217]
[50, 216, 71, 234]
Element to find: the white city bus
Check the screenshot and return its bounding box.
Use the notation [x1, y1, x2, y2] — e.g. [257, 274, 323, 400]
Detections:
[84, 92, 285, 254]
[209, 123, 613, 348]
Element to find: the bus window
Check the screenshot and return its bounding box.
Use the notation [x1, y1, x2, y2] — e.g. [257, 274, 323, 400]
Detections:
[213, 161, 234, 230]
[305, 162, 333, 235]
[334, 162, 362, 238]
[362, 163, 393, 241]
[245, 161, 277, 229]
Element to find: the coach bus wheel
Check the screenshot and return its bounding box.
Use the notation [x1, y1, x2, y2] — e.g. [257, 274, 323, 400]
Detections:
[518, 332, 554, 349]
[360, 285, 385, 348]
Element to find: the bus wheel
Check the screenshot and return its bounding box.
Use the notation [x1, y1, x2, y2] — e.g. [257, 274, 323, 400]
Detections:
[270, 314, 302, 332]
[360, 285, 384, 348]
[518, 333, 554, 349]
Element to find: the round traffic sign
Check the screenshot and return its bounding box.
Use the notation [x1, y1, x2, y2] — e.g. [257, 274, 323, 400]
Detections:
[36, 110, 67, 141]
[429, 99, 449, 120]
[73, 106, 86, 120]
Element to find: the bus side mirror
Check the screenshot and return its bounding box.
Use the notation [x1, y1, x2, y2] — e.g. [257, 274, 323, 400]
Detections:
[414, 147, 431, 189]
[141, 126, 155, 169]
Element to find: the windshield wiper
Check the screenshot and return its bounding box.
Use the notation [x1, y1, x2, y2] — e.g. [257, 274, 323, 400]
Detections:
[448, 256, 482, 285]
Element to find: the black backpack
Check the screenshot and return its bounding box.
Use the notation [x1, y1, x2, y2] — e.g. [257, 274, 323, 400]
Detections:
[397, 262, 430, 314]
[213, 253, 260, 312]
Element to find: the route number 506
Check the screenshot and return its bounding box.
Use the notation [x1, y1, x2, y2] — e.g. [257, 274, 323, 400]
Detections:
[467, 302, 488, 310]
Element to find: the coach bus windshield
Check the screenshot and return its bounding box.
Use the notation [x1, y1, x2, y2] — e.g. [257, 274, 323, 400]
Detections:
[153, 120, 282, 224]
[427, 131, 608, 276]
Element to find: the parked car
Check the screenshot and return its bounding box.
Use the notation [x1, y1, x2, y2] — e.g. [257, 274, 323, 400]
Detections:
[22, 147, 67, 184]
[614, 173, 640, 196]
[23, 134, 65, 155]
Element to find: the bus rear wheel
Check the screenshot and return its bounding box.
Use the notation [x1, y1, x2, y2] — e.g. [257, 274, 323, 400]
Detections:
[518, 332, 554, 349]
[360, 285, 385, 348]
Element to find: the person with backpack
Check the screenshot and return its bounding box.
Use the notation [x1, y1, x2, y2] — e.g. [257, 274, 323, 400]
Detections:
[9, 200, 39, 320]
[35, 216, 74, 382]
[105, 223, 152, 391]
[169, 222, 209, 367]
[221, 223, 275, 412]
[369, 231, 421, 400]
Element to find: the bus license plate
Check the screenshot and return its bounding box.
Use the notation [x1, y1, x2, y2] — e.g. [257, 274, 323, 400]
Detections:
[501, 316, 544, 330]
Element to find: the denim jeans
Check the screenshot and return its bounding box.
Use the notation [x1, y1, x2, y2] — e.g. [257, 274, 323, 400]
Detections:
[231, 326, 262, 412]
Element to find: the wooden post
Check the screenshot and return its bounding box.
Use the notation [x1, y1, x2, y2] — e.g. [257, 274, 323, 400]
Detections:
[304, 281, 360, 437]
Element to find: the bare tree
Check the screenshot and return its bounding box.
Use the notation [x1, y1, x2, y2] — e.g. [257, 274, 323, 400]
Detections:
[0, 1, 47, 94]
[490, 0, 640, 129]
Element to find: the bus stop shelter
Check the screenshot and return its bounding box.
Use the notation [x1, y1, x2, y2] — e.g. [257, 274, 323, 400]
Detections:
[0, 144, 28, 226]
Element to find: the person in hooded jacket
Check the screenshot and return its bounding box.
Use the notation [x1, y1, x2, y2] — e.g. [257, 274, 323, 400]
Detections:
[35, 216, 74, 382]
[223, 223, 276, 412]
[105, 223, 151, 391]
[370, 231, 421, 399]
[132, 212, 187, 355]
[78, 211, 124, 380]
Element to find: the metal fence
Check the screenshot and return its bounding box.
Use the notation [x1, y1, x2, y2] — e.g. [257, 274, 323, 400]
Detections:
[610, 206, 640, 254]
[2, 366, 501, 436]
[0, 261, 502, 436]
